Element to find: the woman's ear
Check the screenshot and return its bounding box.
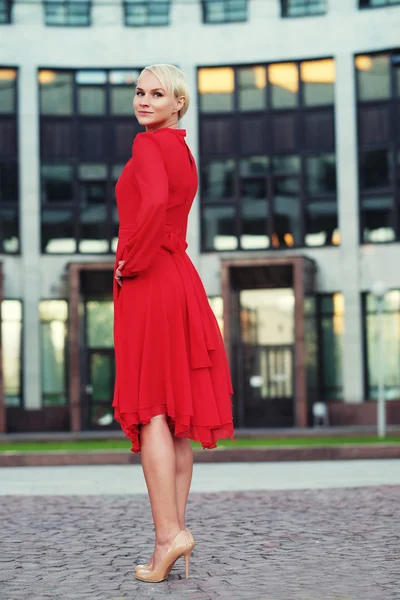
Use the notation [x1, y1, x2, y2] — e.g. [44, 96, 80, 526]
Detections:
[174, 96, 185, 114]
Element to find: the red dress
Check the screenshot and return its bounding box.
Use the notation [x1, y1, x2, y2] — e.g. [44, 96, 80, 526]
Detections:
[112, 127, 234, 453]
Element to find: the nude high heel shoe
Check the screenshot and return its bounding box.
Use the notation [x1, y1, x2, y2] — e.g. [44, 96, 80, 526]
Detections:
[134, 527, 193, 573]
[135, 529, 195, 582]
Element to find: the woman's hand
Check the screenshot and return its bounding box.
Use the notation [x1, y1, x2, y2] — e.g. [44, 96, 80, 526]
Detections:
[115, 261, 125, 287]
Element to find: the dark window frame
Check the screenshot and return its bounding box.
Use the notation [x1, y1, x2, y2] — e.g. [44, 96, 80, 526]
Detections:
[201, 0, 248, 25]
[43, 0, 92, 27]
[0, 66, 20, 256]
[197, 58, 338, 253]
[281, 0, 327, 18]
[38, 67, 144, 256]
[123, 0, 171, 27]
[355, 49, 400, 246]
[359, 0, 400, 9]
[0, 0, 13, 24]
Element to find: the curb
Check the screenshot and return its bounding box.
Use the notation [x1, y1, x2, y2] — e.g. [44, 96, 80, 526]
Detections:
[1, 444, 400, 467]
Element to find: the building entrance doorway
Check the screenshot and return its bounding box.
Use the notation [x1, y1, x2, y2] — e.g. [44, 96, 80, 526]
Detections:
[221, 257, 316, 429]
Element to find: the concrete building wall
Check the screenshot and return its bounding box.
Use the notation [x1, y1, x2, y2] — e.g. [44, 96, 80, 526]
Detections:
[1, 0, 400, 410]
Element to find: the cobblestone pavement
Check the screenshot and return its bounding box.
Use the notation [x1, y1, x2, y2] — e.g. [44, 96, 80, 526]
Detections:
[1, 487, 399, 600]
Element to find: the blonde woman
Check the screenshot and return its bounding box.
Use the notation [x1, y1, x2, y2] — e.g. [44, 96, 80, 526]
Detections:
[113, 64, 234, 583]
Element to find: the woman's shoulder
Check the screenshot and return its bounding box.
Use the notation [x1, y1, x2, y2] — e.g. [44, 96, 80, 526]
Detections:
[132, 128, 189, 160]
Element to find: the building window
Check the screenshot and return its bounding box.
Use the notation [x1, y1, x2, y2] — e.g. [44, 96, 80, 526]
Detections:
[364, 291, 400, 401]
[281, 0, 327, 18]
[356, 51, 400, 244]
[318, 294, 344, 400]
[123, 0, 170, 26]
[360, 0, 400, 8]
[40, 300, 68, 406]
[202, 0, 248, 24]
[198, 59, 338, 251]
[44, 0, 92, 26]
[38, 68, 143, 254]
[1, 300, 22, 407]
[0, 0, 12, 23]
[0, 68, 19, 254]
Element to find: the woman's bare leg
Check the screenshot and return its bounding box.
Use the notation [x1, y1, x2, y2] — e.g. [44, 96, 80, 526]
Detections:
[173, 437, 193, 529]
[140, 415, 181, 568]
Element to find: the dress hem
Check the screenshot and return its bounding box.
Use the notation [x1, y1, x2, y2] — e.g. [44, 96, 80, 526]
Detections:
[113, 403, 235, 454]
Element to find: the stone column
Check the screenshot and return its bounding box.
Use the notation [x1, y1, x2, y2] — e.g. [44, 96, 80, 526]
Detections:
[180, 62, 201, 271]
[19, 64, 42, 410]
[334, 52, 364, 404]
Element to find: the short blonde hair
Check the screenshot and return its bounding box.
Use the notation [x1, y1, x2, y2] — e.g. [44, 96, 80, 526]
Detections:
[138, 64, 190, 120]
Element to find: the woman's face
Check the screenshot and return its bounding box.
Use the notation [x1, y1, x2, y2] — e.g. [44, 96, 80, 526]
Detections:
[133, 70, 184, 131]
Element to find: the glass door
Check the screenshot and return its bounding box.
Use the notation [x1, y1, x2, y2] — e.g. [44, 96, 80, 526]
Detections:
[239, 288, 295, 427]
[87, 349, 116, 428]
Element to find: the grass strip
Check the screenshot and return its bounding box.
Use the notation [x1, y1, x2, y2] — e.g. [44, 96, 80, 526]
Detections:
[0, 436, 399, 453]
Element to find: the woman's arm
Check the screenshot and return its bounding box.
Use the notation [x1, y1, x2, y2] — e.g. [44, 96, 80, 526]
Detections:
[118, 133, 168, 278]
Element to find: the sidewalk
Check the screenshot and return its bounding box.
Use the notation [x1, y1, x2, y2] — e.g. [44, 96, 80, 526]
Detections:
[1, 461, 400, 600]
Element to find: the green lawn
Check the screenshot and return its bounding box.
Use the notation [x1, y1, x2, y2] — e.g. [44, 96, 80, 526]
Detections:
[0, 436, 399, 453]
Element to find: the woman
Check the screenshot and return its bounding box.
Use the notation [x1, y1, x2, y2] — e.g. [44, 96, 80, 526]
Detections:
[112, 64, 234, 584]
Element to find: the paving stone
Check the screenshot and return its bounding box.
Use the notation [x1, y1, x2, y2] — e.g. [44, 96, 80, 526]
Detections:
[0, 487, 399, 600]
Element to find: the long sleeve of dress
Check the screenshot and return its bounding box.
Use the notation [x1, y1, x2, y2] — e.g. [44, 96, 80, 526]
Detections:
[118, 133, 169, 278]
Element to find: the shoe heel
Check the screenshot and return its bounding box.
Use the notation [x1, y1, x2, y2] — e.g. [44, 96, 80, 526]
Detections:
[184, 550, 192, 579]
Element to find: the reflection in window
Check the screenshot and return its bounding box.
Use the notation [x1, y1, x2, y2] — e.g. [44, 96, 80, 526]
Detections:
[41, 164, 74, 203]
[361, 195, 395, 243]
[301, 59, 335, 106]
[364, 291, 400, 400]
[241, 179, 269, 249]
[109, 70, 140, 115]
[79, 164, 108, 253]
[199, 59, 337, 252]
[44, 0, 91, 26]
[201, 159, 235, 200]
[281, 0, 327, 17]
[198, 67, 234, 112]
[1, 300, 22, 406]
[272, 155, 300, 175]
[359, 149, 392, 190]
[40, 300, 68, 406]
[202, 205, 238, 250]
[238, 66, 267, 111]
[273, 187, 300, 247]
[39, 68, 142, 255]
[305, 201, 338, 247]
[124, 0, 171, 26]
[202, 0, 248, 24]
[0, 206, 19, 253]
[86, 301, 114, 348]
[39, 70, 74, 114]
[0, 163, 18, 203]
[356, 54, 390, 101]
[0, 0, 12, 23]
[0, 68, 17, 113]
[319, 293, 344, 400]
[360, 0, 400, 8]
[78, 86, 106, 115]
[240, 156, 269, 176]
[269, 63, 298, 108]
[41, 209, 76, 253]
[306, 154, 336, 195]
